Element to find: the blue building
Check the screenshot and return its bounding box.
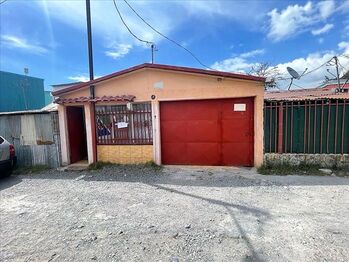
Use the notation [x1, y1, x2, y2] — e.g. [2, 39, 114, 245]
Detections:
[0, 71, 46, 112]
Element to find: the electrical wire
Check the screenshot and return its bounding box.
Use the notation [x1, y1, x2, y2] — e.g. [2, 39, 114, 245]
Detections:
[301, 57, 333, 77]
[0, 0, 8, 5]
[112, 0, 153, 45]
[337, 60, 348, 73]
[292, 83, 305, 90]
[122, 0, 215, 70]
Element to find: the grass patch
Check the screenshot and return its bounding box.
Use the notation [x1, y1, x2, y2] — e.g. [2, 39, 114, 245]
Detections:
[258, 163, 327, 176]
[13, 165, 50, 175]
[88, 161, 163, 172]
[144, 161, 163, 171]
[258, 163, 349, 176]
[88, 161, 115, 170]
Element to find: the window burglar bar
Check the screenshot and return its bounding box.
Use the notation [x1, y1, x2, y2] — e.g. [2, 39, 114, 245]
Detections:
[95, 103, 153, 145]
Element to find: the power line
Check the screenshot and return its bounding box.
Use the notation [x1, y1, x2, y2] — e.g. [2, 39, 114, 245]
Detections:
[122, 0, 214, 70]
[112, 0, 153, 45]
[292, 82, 305, 90]
[301, 58, 333, 77]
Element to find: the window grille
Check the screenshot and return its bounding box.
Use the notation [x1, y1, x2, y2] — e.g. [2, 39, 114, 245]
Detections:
[95, 103, 153, 145]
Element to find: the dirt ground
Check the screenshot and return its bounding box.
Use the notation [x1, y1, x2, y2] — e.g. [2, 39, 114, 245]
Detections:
[0, 165, 348, 262]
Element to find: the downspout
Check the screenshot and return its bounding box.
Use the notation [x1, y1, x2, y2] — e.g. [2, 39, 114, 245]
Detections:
[86, 0, 97, 163]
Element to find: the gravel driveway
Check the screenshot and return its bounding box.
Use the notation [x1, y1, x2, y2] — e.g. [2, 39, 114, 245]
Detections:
[0, 165, 348, 262]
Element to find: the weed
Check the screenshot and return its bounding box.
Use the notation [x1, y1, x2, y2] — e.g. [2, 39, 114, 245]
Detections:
[258, 163, 325, 176]
[88, 161, 115, 170]
[144, 161, 163, 171]
[13, 165, 50, 175]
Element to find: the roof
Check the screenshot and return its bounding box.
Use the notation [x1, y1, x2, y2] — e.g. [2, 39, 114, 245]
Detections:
[265, 88, 349, 101]
[51, 81, 82, 88]
[0, 70, 44, 81]
[52, 63, 265, 96]
[54, 95, 135, 104]
[0, 103, 58, 116]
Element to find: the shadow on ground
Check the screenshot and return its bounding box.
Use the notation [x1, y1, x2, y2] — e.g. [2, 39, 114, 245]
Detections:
[0, 175, 22, 191]
[145, 182, 269, 261]
[11, 165, 349, 188]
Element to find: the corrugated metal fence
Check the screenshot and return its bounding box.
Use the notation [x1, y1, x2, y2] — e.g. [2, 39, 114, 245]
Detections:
[264, 99, 349, 154]
[0, 112, 61, 167]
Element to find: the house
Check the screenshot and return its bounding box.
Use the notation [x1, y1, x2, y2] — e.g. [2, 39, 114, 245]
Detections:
[0, 71, 49, 112]
[52, 63, 265, 167]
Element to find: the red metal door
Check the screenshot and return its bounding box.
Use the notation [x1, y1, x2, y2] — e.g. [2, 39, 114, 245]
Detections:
[67, 106, 87, 163]
[160, 98, 254, 166]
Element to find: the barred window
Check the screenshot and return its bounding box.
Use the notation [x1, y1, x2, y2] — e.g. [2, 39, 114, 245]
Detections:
[95, 103, 153, 145]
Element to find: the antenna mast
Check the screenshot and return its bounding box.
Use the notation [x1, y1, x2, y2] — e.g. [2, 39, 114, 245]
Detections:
[151, 44, 157, 64]
[333, 56, 341, 91]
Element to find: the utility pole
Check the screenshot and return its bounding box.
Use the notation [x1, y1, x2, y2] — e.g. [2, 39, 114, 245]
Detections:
[333, 56, 341, 91]
[85, 0, 97, 162]
[86, 0, 94, 84]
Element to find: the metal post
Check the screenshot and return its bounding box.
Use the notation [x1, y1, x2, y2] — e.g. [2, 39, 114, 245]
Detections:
[277, 103, 284, 153]
[151, 44, 154, 64]
[334, 56, 341, 91]
[86, 0, 94, 82]
[85, 0, 97, 162]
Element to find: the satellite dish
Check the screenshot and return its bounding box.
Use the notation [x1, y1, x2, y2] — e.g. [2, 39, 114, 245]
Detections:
[287, 67, 300, 79]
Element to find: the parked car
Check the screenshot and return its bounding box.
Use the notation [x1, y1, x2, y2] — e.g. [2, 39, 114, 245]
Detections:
[0, 136, 17, 176]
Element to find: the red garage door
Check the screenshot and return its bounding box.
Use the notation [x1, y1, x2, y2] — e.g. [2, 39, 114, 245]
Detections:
[160, 98, 254, 166]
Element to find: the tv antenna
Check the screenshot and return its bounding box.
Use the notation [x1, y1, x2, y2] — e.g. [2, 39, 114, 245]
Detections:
[286, 66, 307, 90]
[151, 43, 158, 64]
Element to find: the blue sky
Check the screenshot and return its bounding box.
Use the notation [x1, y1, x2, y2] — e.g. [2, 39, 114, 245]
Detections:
[0, 0, 348, 91]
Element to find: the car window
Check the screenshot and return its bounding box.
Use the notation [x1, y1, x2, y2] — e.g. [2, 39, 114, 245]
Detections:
[0, 137, 3, 144]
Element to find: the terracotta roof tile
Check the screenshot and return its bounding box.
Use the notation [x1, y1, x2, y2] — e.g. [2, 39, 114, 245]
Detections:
[54, 95, 135, 104]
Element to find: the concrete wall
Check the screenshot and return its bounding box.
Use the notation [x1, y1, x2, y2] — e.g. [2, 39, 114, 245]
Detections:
[265, 153, 349, 168]
[97, 145, 153, 164]
[58, 68, 265, 166]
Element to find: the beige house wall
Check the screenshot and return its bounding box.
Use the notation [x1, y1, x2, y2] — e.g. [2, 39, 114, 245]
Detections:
[58, 68, 264, 166]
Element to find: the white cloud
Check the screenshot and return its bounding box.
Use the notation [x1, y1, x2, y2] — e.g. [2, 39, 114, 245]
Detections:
[338, 41, 349, 53]
[68, 75, 102, 82]
[274, 42, 349, 88]
[212, 42, 349, 89]
[36, 0, 175, 52]
[311, 23, 334, 35]
[267, 1, 337, 41]
[212, 57, 256, 73]
[240, 49, 265, 58]
[0, 34, 48, 54]
[105, 44, 132, 59]
[35, 0, 271, 57]
[211, 49, 265, 72]
[318, 0, 336, 18]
